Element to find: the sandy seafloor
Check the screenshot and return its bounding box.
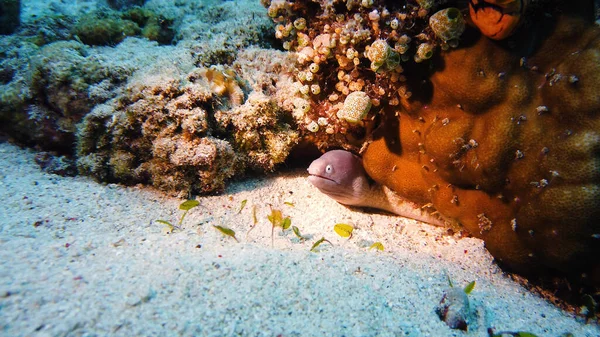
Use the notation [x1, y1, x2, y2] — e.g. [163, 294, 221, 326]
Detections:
[1, 0, 600, 336]
[1, 142, 599, 337]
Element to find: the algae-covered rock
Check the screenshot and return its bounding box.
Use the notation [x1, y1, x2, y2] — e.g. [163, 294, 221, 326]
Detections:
[76, 65, 245, 194]
[0, 0, 20, 35]
[180, 0, 275, 66]
[76, 74, 236, 193]
[72, 11, 140, 46]
[75, 53, 304, 195]
[0, 36, 36, 146]
[72, 8, 174, 46]
[107, 0, 146, 10]
[0, 36, 33, 112]
[31, 41, 105, 119]
[215, 92, 299, 171]
[0, 0, 297, 195]
[123, 7, 174, 45]
[0, 40, 111, 152]
[25, 40, 133, 151]
[0, 36, 186, 153]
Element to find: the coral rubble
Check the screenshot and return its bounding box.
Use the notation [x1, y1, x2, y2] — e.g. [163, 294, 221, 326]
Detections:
[435, 287, 472, 331]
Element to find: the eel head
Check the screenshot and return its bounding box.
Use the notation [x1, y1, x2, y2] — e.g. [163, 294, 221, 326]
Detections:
[307, 150, 369, 207]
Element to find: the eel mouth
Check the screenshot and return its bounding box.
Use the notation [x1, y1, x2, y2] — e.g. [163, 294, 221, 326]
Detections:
[307, 174, 354, 205]
[307, 174, 339, 185]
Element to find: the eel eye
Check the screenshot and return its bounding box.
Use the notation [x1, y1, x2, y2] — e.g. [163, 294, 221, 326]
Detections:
[325, 164, 333, 173]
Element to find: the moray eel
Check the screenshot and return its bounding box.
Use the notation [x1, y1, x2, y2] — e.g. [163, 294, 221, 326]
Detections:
[307, 150, 447, 226]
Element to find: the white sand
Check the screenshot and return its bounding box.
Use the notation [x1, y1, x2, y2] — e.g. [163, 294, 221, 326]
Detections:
[4, 0, 599, 335]
[0, 142, 598, 336]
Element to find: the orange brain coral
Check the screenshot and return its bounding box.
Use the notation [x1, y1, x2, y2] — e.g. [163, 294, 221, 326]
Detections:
[363, 4, 600, 283]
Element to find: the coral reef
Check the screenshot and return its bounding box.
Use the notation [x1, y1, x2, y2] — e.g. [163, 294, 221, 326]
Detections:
[76, 68, 243, 193]
[261, 0, 471, 150]
[0, 36, 192, 152]
[362, 1, 600, 284]
[0, 2, 599, 293]
[0, 0, 278, 146]
[214, 92, 299, 171]
[76, 49, 299, 194]
[0, 0, 295, 195]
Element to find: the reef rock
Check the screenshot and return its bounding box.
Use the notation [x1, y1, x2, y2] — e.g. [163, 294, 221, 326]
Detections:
[76, 64, 244, 194]
[76, 50, 301, 195]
